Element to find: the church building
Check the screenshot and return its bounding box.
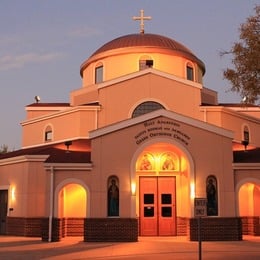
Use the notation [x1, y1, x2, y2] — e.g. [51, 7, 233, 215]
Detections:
[0, 11, 259, 242]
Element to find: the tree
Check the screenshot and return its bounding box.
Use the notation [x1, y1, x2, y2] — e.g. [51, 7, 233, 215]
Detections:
[221, 5, 260, 104]
[0, 144, 8, 154]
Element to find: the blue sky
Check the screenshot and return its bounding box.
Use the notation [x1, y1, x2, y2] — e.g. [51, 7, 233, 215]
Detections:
[0, 0, 259, 149]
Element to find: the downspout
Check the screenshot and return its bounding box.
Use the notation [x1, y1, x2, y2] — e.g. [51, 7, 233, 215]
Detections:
[95, 105, 101, 129]
[48, 166, 54, 242]
[95, 108, 98, 129]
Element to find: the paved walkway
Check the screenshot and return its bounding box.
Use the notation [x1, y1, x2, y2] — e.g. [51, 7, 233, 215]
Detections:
[0, 235, 260, 260]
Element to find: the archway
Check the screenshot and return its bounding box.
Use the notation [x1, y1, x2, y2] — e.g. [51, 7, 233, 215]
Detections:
[131, 140, 194, 236]
[237, 179, 260, 235]
[56, 180, 88, 237]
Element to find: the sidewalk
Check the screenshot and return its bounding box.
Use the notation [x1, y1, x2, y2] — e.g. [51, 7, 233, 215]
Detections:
[0, 235, 260, 260]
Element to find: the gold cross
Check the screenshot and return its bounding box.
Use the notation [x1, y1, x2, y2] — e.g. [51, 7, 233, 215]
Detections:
[132, 9, 152, 34]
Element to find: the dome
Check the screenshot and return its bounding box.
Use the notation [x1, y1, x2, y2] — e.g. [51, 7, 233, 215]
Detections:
[93, 34, 195, 58]
[80, 33, 205, 76]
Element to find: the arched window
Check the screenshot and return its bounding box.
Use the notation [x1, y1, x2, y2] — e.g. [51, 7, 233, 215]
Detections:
[44, 125, 53, 142]
[107, 176, 119, 217]
[241, 124, 250, 149]
[186, 63, 194, 81]
[132, 101, 165, 118]
[95, 63, 103, 84]
[243, 125, 250, 143]
[206, 175, 218, 216]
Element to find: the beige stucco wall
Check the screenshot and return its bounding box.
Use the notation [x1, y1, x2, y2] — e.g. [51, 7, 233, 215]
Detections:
[220, 112, 260, 146]
[0, 158, 48, 217]
[201, 107, 260, 147]
[234, 169, 260, 216]
[81, 48, 203, 86]
[0, 115, 255, 220]
[70, 84, 99, 106]
[25, 107, 69, 120]
[234, 169, 260, 186]
[95, 74, 202, 127]
[21, 108, 98, 147]
[8, 32, 258, 224]
[87, 115, 235, 218]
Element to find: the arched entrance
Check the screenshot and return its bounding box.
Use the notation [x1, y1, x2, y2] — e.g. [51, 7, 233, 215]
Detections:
[237, 180, 260, 236]
[132, 141, 193, 236]
[56, 180, 88, 237]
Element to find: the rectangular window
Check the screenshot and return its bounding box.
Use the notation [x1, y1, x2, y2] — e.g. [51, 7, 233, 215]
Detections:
[244, 131, 249, 142]
[187, 66, 194, 81]
[139, 60, 153, 70]
[45, 131, 52, 141]
[95, 66, 103, 83]
[161, 194, 172, 204]
[144, 206, 154, 217]
[146, 60, 153, 67]
[161, 206, 172, 217]
[144, 194, 154, 204]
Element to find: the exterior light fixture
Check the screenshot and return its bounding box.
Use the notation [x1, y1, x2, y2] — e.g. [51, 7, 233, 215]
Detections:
[65, 141, 72, 152]
[34, 96, 40, 103]
[241, 140, 249, 151]
[131, 182, 136, 196]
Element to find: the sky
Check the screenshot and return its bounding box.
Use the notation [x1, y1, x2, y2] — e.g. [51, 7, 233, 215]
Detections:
[0, 0, 259, 150]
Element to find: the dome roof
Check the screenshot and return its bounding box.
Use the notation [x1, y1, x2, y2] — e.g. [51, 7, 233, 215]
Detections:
[92, 33, 193, 57]
[80, 33, 205, 75]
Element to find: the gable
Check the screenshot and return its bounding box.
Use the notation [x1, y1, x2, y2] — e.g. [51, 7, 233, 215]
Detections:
[89, 109, 233, 140]
[97, 68, 202, 91]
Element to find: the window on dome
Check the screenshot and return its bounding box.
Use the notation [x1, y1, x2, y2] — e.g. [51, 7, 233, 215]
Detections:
[139, 60, 154, 70]
[95, 65, 103, 84]
[132, 101, 165, 118]
[186, 64, 194, 81]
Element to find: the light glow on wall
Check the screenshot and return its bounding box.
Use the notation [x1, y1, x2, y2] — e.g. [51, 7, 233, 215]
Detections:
[239, 183, 255, 216]
[131, 182, 136, 196]
[190, 182, 195, 199]
[11, 186, 16, 202]
[180, 156, 188, 172]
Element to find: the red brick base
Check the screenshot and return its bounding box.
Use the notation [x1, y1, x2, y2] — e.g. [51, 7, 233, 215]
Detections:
[84, 218, 138, 242]
[42, 218, 63, 242]
[7, 216, 257, 242]
[241, 216, 260, 236]
[6, 217, 42, 237]
[190, 217, 242, 241]
[64, 218, 84, 236]
[41, 217, 84, 242]
[177, 217, 189, 236]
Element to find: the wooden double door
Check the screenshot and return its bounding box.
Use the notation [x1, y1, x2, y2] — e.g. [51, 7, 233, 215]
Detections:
[139, 176, 176, 236]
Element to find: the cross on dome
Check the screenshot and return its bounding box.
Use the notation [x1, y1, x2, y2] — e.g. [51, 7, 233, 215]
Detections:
[132, 9, 152, 34]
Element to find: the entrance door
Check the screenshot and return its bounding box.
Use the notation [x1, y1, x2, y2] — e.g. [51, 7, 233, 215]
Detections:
[0, 190, 8, 234]
[140, 176, 176, 236]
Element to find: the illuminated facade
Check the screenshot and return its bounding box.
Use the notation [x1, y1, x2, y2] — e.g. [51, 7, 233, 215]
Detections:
[0, 13, 260, 241]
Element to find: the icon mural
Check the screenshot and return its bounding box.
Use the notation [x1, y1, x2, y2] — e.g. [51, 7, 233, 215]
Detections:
[137, 152, 179, 172]
[206, 176, 218, 216]
[107, 177, 119, 216]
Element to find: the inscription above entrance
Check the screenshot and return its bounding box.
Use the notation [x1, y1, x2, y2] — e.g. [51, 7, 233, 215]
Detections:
[134, 119, 191, 146]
